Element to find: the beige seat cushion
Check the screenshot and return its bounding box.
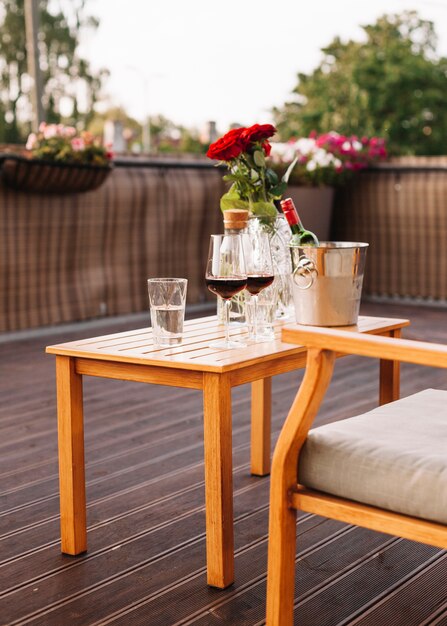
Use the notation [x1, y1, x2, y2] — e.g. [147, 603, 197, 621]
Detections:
[299, 389, 447, 525]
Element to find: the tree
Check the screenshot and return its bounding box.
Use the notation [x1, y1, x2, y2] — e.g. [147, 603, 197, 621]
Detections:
[0, 0, 108, 143]
[273, 12, 447, 155]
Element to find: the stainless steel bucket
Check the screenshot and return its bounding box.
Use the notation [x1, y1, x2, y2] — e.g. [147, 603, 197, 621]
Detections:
[289, 242, 369, 326]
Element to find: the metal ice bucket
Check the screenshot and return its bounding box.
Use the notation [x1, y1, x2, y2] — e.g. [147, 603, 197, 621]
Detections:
[289, 242, 369, 326]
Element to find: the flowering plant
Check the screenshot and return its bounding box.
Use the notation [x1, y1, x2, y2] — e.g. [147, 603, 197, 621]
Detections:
[207, 123, 292, 217]
[270, 132, 387, 187]
[26, 123, 113, 167]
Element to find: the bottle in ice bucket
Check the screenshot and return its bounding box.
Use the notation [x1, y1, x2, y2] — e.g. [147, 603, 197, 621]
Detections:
[280, 198, 319, 246]
[217, 209, 249, 325]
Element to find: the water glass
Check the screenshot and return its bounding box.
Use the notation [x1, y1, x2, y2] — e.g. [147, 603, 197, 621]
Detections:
[245, 282, 277, 341]
[147, 278, 188, 346]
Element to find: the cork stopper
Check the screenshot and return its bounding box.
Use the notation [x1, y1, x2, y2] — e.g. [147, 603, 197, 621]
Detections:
[223, 209, 249, 231]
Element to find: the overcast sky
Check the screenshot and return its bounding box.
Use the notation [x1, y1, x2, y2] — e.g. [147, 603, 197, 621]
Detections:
[78, 0, 447, 135]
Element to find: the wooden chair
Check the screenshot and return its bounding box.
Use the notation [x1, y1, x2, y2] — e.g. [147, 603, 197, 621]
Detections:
[266, 326, 447, 625]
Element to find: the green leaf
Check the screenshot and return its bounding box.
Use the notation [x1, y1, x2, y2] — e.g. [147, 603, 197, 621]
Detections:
[265, 168, 279, 185]
[253, 150, 265, 167]
[250, 201, 277, 217]
[244, 153, 255, 168]
[250, 169, 260, 181]
[223, 173, 247, 183]
[269, 181, 288, 198]
[220, 188, 249, 212]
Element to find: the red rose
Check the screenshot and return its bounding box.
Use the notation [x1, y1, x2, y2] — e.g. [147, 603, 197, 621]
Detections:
[206, 127, 247, 161]
[262, 141, 272, 156]
[241, 123, 276, 144]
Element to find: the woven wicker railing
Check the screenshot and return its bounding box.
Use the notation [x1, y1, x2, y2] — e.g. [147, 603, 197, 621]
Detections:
[333, 157, 447, 303]
[1, 155, 446, 332]
[0, 159, 225, 332]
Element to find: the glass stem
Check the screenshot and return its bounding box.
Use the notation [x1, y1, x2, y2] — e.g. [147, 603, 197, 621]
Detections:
[253, 295, 258, 339]
[224, 298, 231, 345]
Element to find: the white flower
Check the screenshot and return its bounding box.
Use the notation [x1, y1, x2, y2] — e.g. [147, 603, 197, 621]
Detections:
[269, 142, 295, 163]
[43, 124, 58, 139]
[353, 140, 362, 151]
[313, 148, 331, 167]
[294, 138, 316, 156]
[26, 133, 37, 150]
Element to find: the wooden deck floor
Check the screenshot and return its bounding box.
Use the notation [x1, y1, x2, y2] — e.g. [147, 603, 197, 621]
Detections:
[1, 301, 446, 626]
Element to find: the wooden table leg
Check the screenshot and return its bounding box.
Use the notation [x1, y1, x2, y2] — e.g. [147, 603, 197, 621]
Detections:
[203, 372, 234, 588]
[250, 377, 272, 476]
[56, 356, 87, 555]
[379, 329, 401, 405]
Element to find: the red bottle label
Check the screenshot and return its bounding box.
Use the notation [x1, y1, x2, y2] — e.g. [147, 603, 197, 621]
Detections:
[281, 199, 299, 226]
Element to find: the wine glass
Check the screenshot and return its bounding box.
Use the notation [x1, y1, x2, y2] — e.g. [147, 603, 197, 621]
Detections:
[242, 232, 275, 342]
[205, 234, 247, 349]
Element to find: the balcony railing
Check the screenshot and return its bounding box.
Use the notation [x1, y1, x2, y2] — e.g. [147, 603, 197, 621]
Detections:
[1, 155, 447, 332]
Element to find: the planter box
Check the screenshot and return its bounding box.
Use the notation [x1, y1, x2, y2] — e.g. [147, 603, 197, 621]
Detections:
[0, 155, 113, 194]
[285, 185, 334, 241]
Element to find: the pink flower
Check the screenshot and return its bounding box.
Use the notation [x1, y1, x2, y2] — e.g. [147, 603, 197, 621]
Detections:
[71, 137, 85, 151]
[43, 124, 58, 140]
[62, 126, 77, 138]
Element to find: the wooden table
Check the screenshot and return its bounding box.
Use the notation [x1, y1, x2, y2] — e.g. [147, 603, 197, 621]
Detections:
[46, 314, 408, 588]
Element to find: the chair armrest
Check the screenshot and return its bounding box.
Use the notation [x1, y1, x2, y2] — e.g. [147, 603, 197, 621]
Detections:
[282, 325, 447, 369]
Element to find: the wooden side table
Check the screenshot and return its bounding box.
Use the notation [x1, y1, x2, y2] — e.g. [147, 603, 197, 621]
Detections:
[46, 315, 409, 588]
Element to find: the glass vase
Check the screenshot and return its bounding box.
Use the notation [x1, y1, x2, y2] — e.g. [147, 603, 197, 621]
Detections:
[216, 225, 248, 326]
[247, 213, 294, 319]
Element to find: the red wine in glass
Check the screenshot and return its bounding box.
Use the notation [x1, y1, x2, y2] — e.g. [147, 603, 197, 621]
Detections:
[246, 274, 275, 296]
[205, 234, 247, 348]
[206, 277, 247, 300]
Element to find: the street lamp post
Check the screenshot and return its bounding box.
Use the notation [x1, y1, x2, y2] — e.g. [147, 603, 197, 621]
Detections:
[142, 115, 151, 154]
[125, 66, 164, 154]
[24, 0, 45, 130]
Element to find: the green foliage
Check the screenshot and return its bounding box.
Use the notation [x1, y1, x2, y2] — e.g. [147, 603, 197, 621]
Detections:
[220, 152, 282, 217]
[273, 11, 447, 155]
[0, 0, 108, 143]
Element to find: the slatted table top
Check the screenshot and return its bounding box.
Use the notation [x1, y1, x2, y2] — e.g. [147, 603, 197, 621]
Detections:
[46, 315, 410, 374]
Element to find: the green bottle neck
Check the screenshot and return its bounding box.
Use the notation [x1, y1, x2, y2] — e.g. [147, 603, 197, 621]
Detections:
[289, 220, 305, 235]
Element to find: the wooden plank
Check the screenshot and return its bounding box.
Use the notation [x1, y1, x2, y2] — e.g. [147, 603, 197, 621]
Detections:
[47, 316, 410, 375]
[380, 328, 401, 404]
[229, 352, 308, 386]
[202, 372, 234, 588]
[4, 305, 447, 625]
[293, 487, 447, 549]
[74, 358, 203, 388]
[266, 348, 336, 626]
[282, 325, 447, 368]
[250, 378, 272, 476]
[55, 356, 87, 555]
